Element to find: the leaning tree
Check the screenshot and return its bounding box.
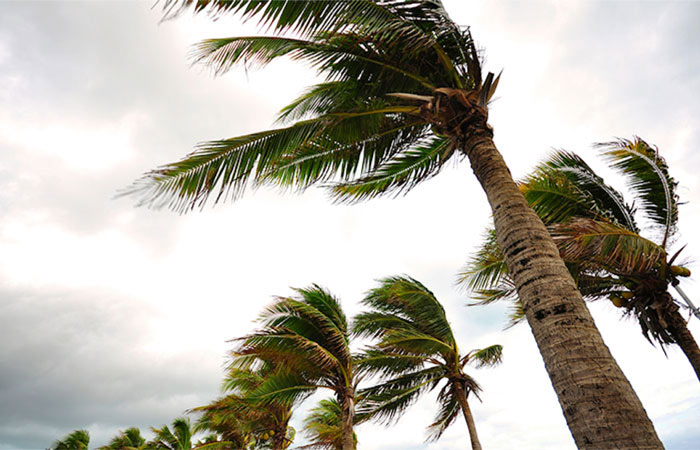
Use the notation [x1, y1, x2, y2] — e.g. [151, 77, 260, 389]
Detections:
[129, 1, 663, 446]
[462, 138, 700, 381]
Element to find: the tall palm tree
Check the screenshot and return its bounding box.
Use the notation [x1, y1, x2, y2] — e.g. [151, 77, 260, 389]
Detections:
[128, 1, 662, 446]
[353, 276, 501, 450]
[298, 398, 356, 450]
[98, 428, 147, 450]
[461, 138, 700, 380]
[191, 363, 295, 450]
[50, 429, 90, 450]
[233, 285, 356, 450]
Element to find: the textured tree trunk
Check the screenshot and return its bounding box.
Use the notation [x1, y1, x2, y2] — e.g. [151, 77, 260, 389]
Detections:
[462, 134, 663, 449]
[341, 392, 355, 450]
[666, 308, 700, 381]
[454, 381, 482, 450]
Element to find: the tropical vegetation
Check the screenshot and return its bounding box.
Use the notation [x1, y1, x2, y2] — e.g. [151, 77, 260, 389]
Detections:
[126, 1, 662, 445]
[461, 138, 700, 381]
[232, 285, 357, 450]
[354, 276, 501, 450]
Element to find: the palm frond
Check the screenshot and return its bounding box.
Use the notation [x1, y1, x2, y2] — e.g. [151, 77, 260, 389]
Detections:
[331, 136, 455, 203]
[467, 344, 503, 368]
[426, 383, 460, 442]
[599, 137, 679, 247]
[458, 229, 508, 293]
[530, 150, 637, 230]
[298, 398, 355, 450]
[551, 218, 666, 275]
[357, 366, 446, 425]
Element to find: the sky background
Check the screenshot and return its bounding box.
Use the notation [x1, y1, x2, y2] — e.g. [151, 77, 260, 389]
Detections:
[1, 1, 700, 449]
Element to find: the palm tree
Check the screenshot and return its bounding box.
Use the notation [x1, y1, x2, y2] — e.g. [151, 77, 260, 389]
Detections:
[191, 363, 295, 450]
[50, 429, 90, 450]
[353, 276, 501, 450]
[128, 1, 662, 446]
[150, 417, 195, 450]
[461, 138, 700, 380]
[98, 428, 147, 450]
[233, 285, 356, 450]
[298, 398, 356, 450]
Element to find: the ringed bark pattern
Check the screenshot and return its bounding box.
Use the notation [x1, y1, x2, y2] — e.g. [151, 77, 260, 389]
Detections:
[462, 132, 663, 449]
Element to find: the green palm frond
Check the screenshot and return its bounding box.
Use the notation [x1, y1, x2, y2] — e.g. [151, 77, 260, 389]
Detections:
[551, 218, 666, 275]
[599, 137, 678, 247]
[249, 370, 320, 406]
[52, 430, 90, 450]
[357, 366, 446, 425]
[355, 349, 426, 377]
[458, 229, 508, 293]
[529, 150, 637, 230]
[466, 344, 503, 368]
[298, 398, 356, 450]
[357, 276, 455, 344]
[426, 383, 459, 442]
[331, 137, 455, 202]
[98, 428, 147, 450]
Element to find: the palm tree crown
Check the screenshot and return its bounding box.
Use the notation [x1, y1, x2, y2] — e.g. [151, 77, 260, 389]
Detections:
[233, 285, 356, 450]
[51, 429, 90, 450]
[128, 0, 497, 211]
[354, 276, 502, 449]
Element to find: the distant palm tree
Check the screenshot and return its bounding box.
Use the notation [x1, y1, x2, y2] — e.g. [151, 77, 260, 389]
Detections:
[98, 427, 147, 450]
[150, 418, 195, 450]
[234, 285, 356, 450]
[461, 138, 700, 380]
[298, 398, 356, 450]
[192, 363, 295, 450]
[127, 2, 663, 446]
[50, 429, 90, 450]
[354, 276, 501, 450]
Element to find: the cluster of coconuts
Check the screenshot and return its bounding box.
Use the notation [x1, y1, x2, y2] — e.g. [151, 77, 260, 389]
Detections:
[260, 430, 276, 441]
[608, 265, 691, 308]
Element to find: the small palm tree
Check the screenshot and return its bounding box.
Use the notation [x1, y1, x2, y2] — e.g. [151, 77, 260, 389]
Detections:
[191, 363, 295, 450]
[127, 1, 664, 446]
[461, 138, 700, 380]
[233, 285, 356, 450]
[353, 276, 502, 450]
[298, 398, 356, 450]
[51, 429, 90, 450]
[98, 427, 147, 450]
[150, 417, 195, 450]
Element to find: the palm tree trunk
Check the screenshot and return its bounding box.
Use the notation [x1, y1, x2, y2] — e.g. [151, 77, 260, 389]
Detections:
[666, 308, 700, 381]
[462, 134, 663, 449]
[453, 381, 482, 450]
[341, 392, 355, 450]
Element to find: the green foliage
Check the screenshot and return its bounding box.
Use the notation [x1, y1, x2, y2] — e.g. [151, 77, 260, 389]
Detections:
[98, 427, 147, 450]
[298, 398, 356, 450]
[127, 0, 494, 212]
[151, 417, 194, 450]
[460, 140, 691, 346]
[354, 276, 501, 442]
[51, 430, 90, 450]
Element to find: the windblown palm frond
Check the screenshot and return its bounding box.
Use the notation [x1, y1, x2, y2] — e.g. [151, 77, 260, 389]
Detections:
[298, 398, 356, 450]
[598, 137, 679, 247]
[151, 418, 194, 450]
[354, 276, 500, 445]
[128, 0, 492, 212]
[51, 430, 90, 450]
[98, 428, 147, 450]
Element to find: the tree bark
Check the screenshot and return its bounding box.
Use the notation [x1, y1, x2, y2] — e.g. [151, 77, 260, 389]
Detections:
[666, 308, 700, 381]
[341, 391, 355, 450]
[462, 134, 663, 449]
[453, 381, 482, 450]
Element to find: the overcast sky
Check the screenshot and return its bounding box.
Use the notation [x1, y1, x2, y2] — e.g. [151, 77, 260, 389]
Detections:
[1, 1, 699, 449]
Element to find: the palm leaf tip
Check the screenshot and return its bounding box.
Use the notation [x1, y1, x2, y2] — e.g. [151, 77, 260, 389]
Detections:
[598, 136, 678, 246]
